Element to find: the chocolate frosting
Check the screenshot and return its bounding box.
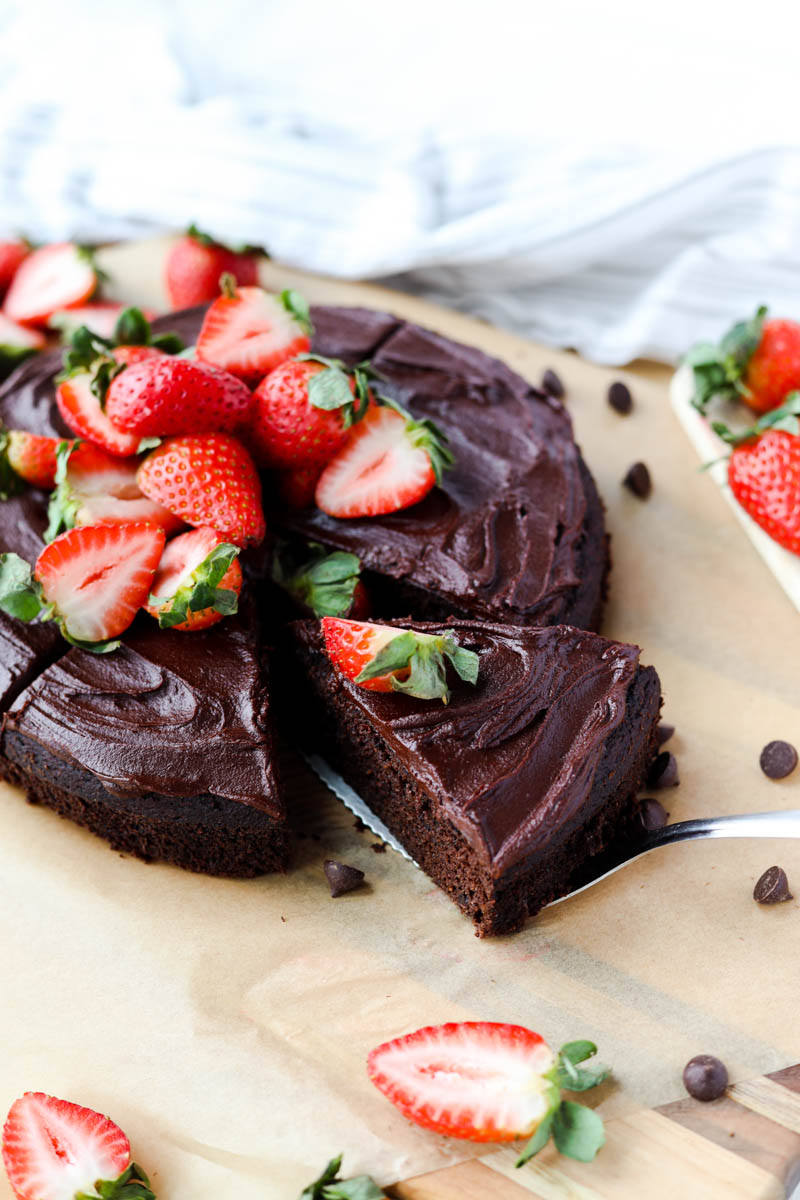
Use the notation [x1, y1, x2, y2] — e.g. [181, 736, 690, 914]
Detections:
[296, 618, 643, 876]
[0, 305, 601, 626]
[4, 608, 281, 816]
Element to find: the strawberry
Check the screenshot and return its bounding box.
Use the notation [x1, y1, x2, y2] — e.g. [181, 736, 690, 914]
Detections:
[55, 371, 144, 457]
[0, 313, 45, 378]
[196, 282, 311, 387]
[136, 434, 266, 547]
[315, 402, 453, 518]
[105, 357, 253, 438]
[4, 243, 98, 327]
[165, 225, 262, 309]
[145, 527, 242, 631]
[368, 1023, 609, 1165]
[2, 1091, 154, 1200]
[711, 393, 800, 554]
[250, 355, 375, 469]
[0, 430, 73, 495]
[0, 522, 165, 649]
[0, 239, 29, 294]
[49, 303, 155, 340]
[320, 616, 478, 702]
[275, 463, 323, 509]
[112, 344, 165, 367]
[272, 542, 369, 619]
[687, 305, 800, 416]
[45, 441, 184, 541]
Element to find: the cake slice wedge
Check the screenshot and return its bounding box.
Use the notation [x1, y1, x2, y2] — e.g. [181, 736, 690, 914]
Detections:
[288, 618, 661, 935]
[1, 603, 288, 876]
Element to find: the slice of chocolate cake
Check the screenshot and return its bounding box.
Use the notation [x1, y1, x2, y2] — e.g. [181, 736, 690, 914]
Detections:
[1, 605, 288, 876]
[289, 618, 661, 935]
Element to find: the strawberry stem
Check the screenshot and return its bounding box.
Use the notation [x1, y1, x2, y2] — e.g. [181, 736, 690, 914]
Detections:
[685, 304, 767, 415]
[149, 543, 240, 629]
[272, 541, 362, 618]
[516, 1040, 609, 1167]
[356, 628, 478, 703]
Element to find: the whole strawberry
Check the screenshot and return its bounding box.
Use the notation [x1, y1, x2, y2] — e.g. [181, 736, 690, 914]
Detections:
[687, 305, 800, 416]
[0, 430, 72, 493]
[137, 433, 266, 546]
[106, 357, 253, 437]
[165, 225, 263, 309]
[250, 355, 374, 469]
[712, 393, 800, 554]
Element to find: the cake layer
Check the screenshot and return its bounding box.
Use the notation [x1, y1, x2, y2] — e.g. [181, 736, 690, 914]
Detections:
[288, 618, 661, 934]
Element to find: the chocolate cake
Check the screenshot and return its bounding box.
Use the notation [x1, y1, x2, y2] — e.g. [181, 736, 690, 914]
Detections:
[1, 604, 288, 875]
[289, 618, 661, 935]
[0, 304, 609, 629]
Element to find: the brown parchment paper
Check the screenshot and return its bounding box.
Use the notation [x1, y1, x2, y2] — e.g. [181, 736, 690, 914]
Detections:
[1, 243, 799, 1197]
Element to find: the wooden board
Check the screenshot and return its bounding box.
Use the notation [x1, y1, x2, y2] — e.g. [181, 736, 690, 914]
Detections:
[2, 239, 796, 1198]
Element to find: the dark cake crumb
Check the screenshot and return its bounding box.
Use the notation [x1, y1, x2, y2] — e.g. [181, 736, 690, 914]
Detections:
[657, 722, 675, 746]
[753, 865, 793, 904]
[541, 367, 565, 398]
[623, 462, 652, 499]
[324, 858, 366, 897]
[608, 381, 633, 414]
[759, 740, 797, 780]
[683, 1055, 728, 1101]
[648, 751, 679, 788]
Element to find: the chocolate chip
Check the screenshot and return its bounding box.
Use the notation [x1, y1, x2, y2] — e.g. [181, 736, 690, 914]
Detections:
[371, 842, 387, 853]
[323, 859, 365, 897]
[759, 740, 798, 780]
[639, 798, 669, 830]
[657, 722, 675, 746]
[648, 751, 679, 789]
[753, 865, 793, 904]
[608, 380, 633, 414]
[623, 461, 652, 499]
[541, 368, 565, 399]
[683, 1055, 728, 1102]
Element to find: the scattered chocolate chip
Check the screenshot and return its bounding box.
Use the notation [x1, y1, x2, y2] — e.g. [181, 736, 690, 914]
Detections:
[541, 368, 565, 399]
[657, 722, 675, 746]
[639, 798, 669, 830]
[371, 842, 387, 853]
[683, 1055, 728, 1102]
[759, 740, 798, 780]
[323, 859, 365, 898]
[353, 816, 367, 832]
[648, 751, 679, 789]
[753, 865, 793, 904]
[623, 461, 652, 499]
[608, 380, 633, 415]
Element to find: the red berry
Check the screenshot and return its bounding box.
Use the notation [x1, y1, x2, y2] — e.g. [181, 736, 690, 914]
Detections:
[56, 372, 143, 457]
[165, 227, 260, 309]
[744, 319, 800, 414]
[197, 285, 311, 387]
[0, 239, 29, 295]
[145, 526, 242, 631]
[321, 616, 409, 691]
[3, 431, 70, 490]
[728, 430, 800, 554]
[4, 243, 97, 327]
[105, 356, 253, 437]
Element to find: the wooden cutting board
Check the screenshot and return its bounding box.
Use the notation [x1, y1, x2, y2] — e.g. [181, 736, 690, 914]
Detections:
[7, 239, 795, 1199]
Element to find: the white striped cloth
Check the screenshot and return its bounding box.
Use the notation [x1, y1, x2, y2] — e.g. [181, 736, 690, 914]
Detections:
[1, 0, 800, 364]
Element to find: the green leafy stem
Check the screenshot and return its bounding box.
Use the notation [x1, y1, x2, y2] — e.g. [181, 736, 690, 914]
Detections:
[516, 1040, 610, 1166]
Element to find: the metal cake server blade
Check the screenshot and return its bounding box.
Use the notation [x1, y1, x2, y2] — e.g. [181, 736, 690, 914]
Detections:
[305, 754, 800, 905]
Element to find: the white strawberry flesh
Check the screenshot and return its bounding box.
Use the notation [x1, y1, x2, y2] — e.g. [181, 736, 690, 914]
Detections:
[150, 526, 220, 600]
[4, 243, 95, 326]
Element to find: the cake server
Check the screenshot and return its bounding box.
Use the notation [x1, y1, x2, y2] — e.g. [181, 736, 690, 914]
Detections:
[306, 754, 800, 904]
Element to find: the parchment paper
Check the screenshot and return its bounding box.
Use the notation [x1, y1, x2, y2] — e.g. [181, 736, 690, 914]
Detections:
[1, 245, 799, 1197]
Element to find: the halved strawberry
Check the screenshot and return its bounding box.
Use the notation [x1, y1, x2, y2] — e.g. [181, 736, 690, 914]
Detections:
[250, 356, 374, 469]
[0, 431, 72, 492]
[0, 239, 30, 294]
[321, 616, 478, 702]
[45, 441, 184, 541]
[315, 403, 453, 518]
[105, 357, 253, 437]
[137, 434, 266, 547]
[49, 303, 157, 340]
[196, 282, 311, 386]
[368, 1023, 608, 1165]
[4, 243, 97, 327]
[272, 542, 368, 619]
[0, 523, 164, 649]
[2, 1091, 154, 1200]
[55, 372, 144, 457]
[145, 527, 242, 631]
[0, 313, 45, 377]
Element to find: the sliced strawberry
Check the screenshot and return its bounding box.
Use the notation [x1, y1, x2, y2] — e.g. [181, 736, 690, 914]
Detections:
[165, 225, 262, 309]
[272, 542, 367, 618]
[145, 527, 242, 631]
[2, 1091, 154, 1200]
[45, 441, 183, 541]
[137, 434, 266, 547]
[0, 431, 71, 491]
[0, 313, 45, 377]
[4, 243, 97, 327]
[196, 283, 311, 386]
[0, 239, 29, 294]
[49, 303, 155, 340]
[55, 372, 144, 457]
[105, 357, 252, 437]
[315, 403, 453, 518]
[321, 616, 478, 702]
